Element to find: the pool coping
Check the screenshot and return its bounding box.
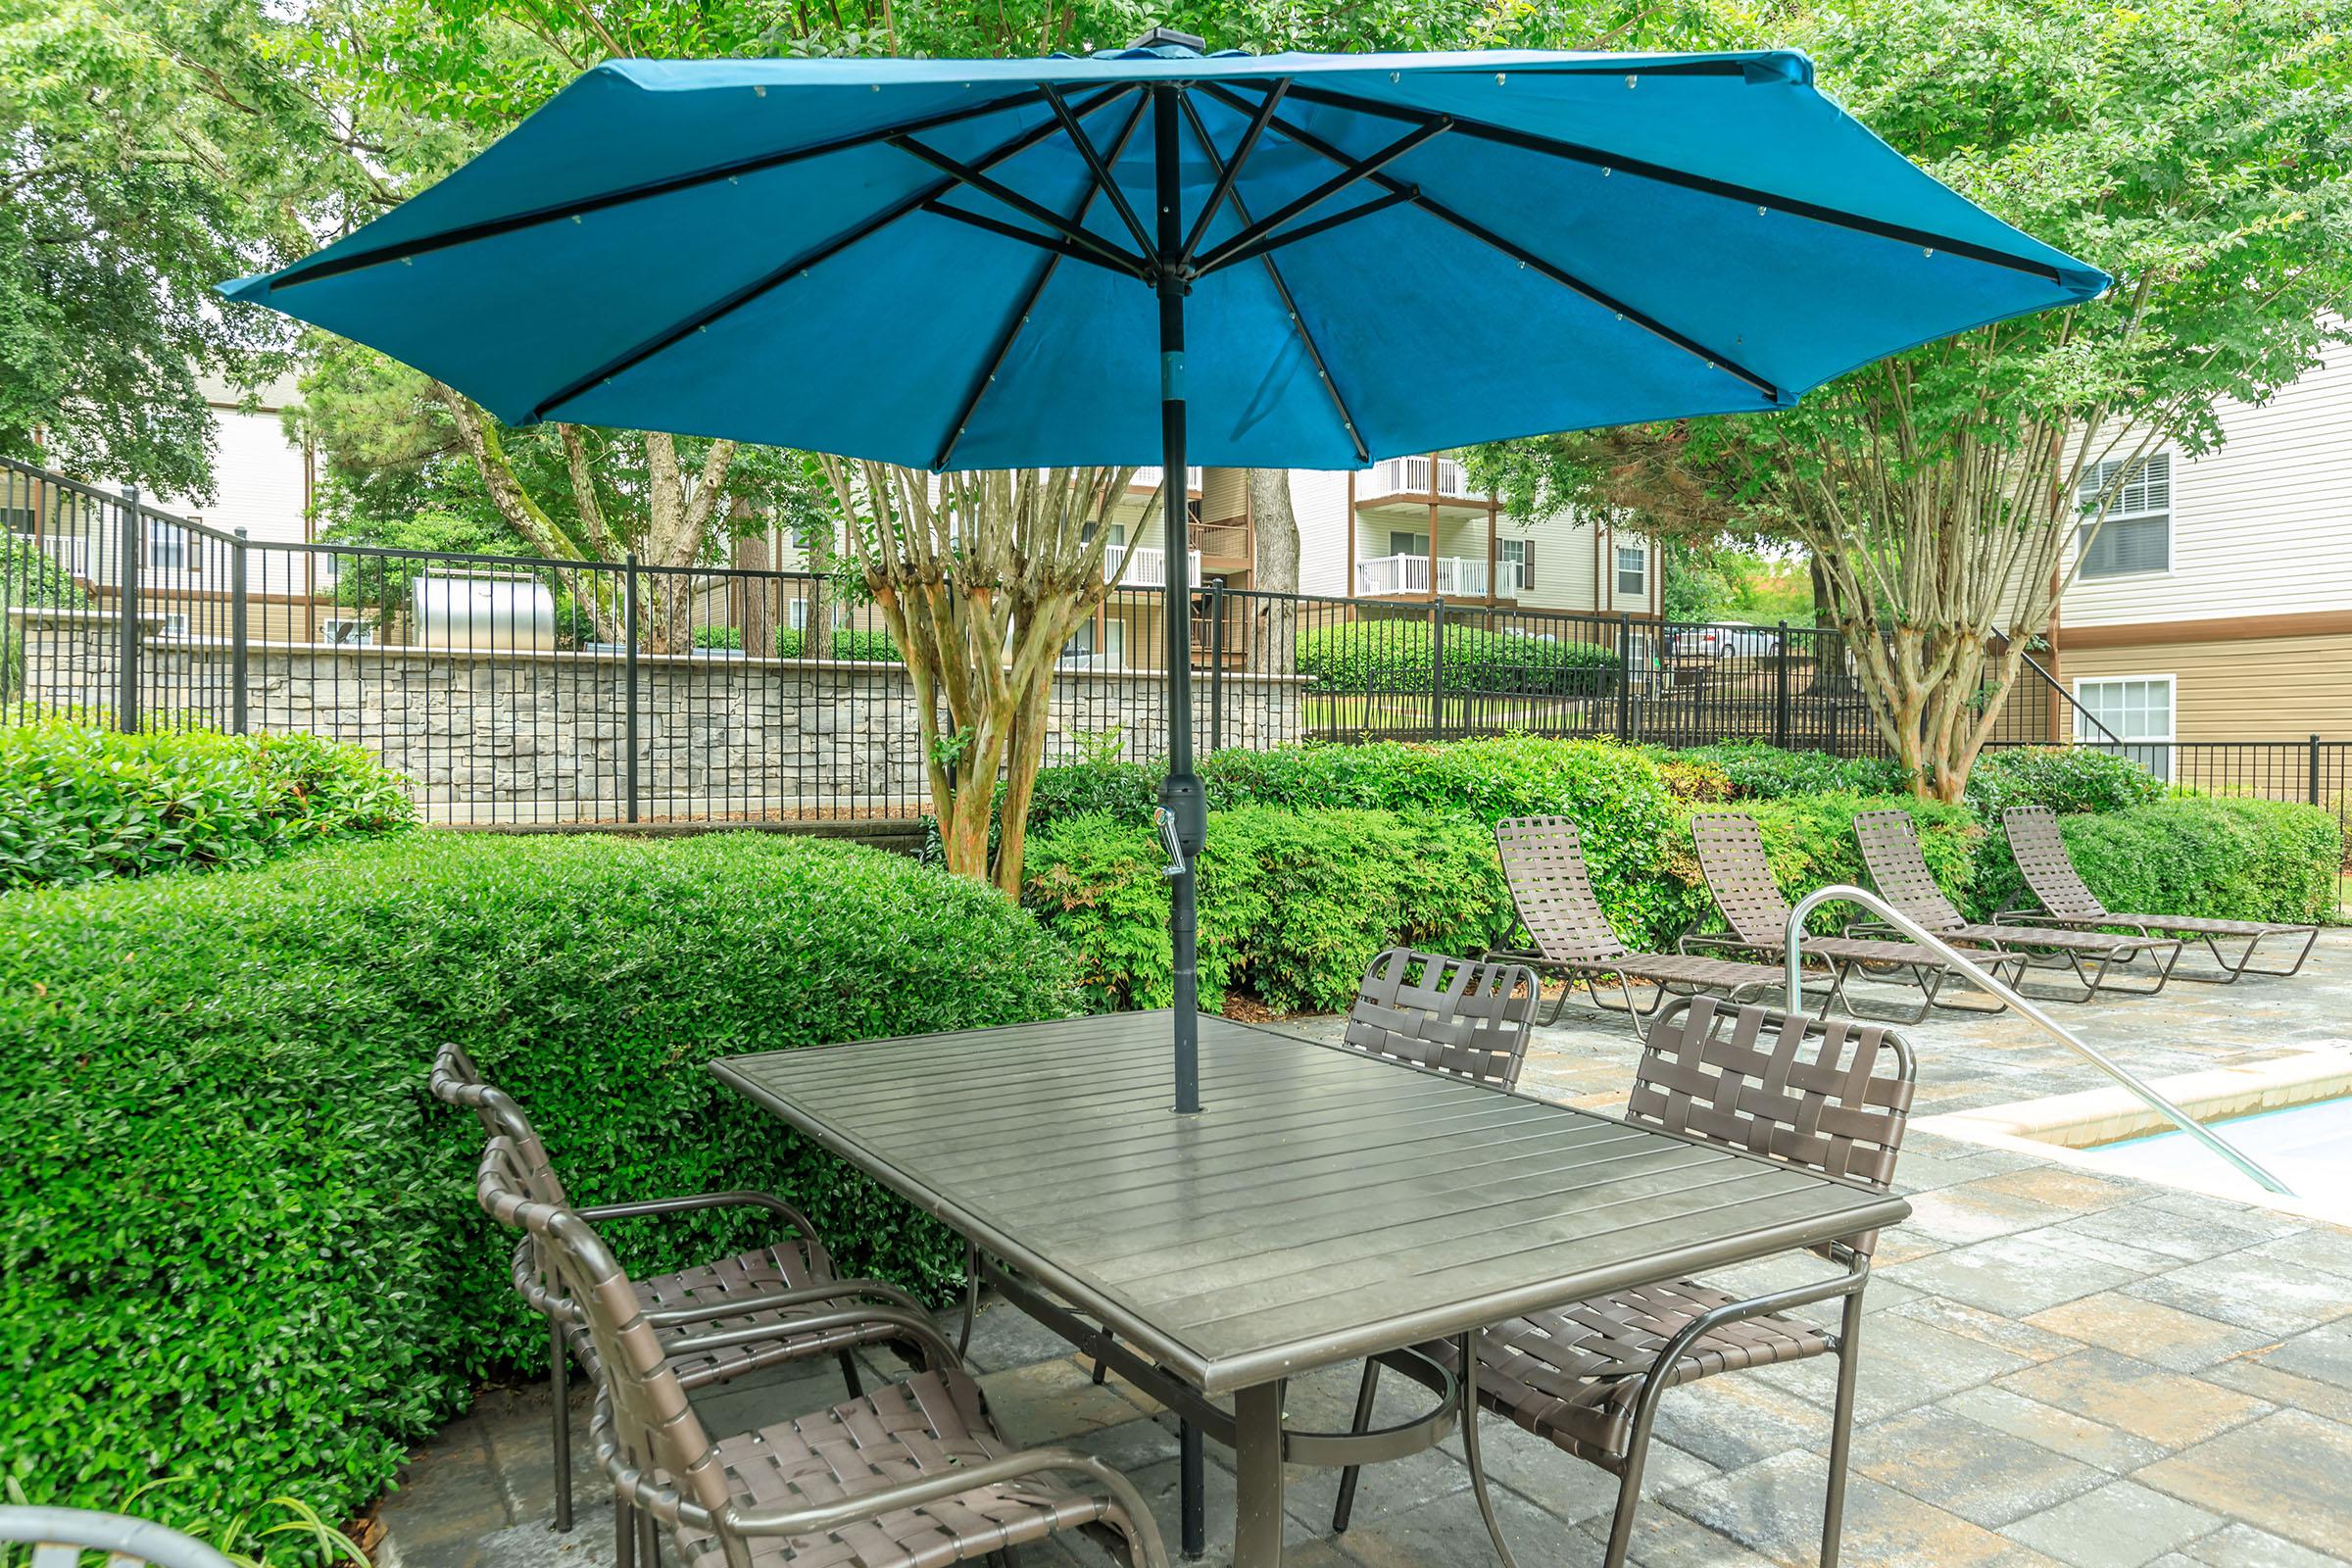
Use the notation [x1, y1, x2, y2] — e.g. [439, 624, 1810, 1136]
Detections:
[1915, 1047, 2352, 1225]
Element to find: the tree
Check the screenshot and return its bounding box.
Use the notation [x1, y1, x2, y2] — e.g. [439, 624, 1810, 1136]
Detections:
[816, 463, 1143, 895]
[1479, 0, 2352, 798]
[1245, 469, 1301, 674]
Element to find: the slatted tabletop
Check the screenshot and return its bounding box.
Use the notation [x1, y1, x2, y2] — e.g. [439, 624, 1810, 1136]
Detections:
[712, 1011, 1909, 1396]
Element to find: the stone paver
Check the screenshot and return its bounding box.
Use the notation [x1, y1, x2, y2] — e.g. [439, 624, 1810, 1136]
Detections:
[374, 932, 2352, 1568]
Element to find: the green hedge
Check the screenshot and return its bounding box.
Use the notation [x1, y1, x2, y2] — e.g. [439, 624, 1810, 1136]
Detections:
[1970, 796, 2343, 925]
[0, 832, 1077, 1542]
[1661, 792, 1983, 935]
[2, 536, 90, 697]
[1296, 621, 1614, 696]
[0, 721, 416, 889]
[772, 625, 900, 662]
[1023, 805, 1513, 1013]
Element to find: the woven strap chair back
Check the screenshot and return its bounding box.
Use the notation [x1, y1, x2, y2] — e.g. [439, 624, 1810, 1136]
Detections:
[479, 1137, 734, 1523]
[1852, 810, 1966, 933]
[1690, 813, 1793, 946]
[1494, 816, 1629, 964]
[1345, 949, 1541, 1089]
[428, 1043, 570, 1208]
[1626, 998, 1916, 1258]
[2003, 806, 2107, 919]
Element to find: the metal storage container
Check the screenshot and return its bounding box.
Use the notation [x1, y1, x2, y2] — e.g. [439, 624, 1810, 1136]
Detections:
[411, 570, 555, 651]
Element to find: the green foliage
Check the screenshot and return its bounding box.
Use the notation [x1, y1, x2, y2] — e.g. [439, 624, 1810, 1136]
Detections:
[774, 624, 898, 662]
[1670, 742, 1910, 800]
[1023, 806, 1512, 1013]
[1296, 620, 1614, 696]
[1667, 793, 1981, 934]
[0, 831, 1077, 1543]
[1660, 541, 1813, 625]
[1971, 797, 2343, 925]
[0, 720, 416, 888]
[694, 624, 745, 650]
[1964, 746, 2164, 818]
[1, 533, 92, 695]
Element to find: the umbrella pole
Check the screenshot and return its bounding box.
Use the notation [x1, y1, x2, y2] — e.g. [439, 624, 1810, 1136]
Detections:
[1153, 81, 1205, 1119]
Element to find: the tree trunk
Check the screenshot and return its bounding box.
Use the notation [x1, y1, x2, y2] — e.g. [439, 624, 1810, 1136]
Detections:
[1247, 467, 1299, 677]
[731, 503, 773, 658]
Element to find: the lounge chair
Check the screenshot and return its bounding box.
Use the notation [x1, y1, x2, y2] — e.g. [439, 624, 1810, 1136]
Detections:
[1682, 812, 2027, 1022]
[1490, 816, 1792, 1038]
[1997, 805, 2320, 983]
[1854, 810, 2181, 1001]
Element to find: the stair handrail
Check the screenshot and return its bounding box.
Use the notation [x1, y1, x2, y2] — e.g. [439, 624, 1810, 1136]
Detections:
[1784, 885, 2293, 1198]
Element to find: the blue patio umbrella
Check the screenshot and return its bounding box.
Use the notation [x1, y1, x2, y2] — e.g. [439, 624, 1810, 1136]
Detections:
[223, 30, 2105, 1122]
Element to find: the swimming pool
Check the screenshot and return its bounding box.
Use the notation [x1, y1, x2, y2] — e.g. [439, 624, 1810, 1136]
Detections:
[2078, 1093, 2352, 1195]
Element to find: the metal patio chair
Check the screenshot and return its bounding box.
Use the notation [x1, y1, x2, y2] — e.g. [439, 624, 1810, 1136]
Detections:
[1999, 805, 2321, 984]
[1489, 816, 1793, 1039]
[472, 1134, 1169, 1568]
[1343, 948, 1542, 1088]
[0, 1508, 233, 1568]
[1853, 810, 2181, 1001]
[1683, 812, 2028, 1023]
[429, 1044, 927, 1533]
[1333, 997, 1915, 1568]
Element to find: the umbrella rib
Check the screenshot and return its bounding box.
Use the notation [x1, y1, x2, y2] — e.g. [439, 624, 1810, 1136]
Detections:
[934, 97, 1153, 470]
[1178, 78, 1289, 266]
[920, 202, 1150, 277]
[528, 98, 1132, 424]
[890, 134, 1149, 275]
[1041, 85, 1155, 262]
[268, 87, 1066, 291]
[1191, 118, 1449, 275]
[1196, 82, 1780, 403]
[1252, 79, 2072, 285]
[1176, 92, 1371, 465]
[1192, 184, 1422, 275]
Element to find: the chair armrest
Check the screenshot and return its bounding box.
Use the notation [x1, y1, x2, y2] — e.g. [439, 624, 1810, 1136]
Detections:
[639, 1276, 928, 1328]
[725, 1446, 1169, 1568]
[578, 1190, 823, 1247]
[1992, 906, 2049, 924]
[666, 1303, 962, 1377]
[1678, 932, 1762, 957]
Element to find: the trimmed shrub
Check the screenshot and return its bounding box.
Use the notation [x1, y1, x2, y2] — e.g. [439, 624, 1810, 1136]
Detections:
[693, 624, 745, 650]
[771, 627, 898, 662]
[1968, 796, 2342, 925]
[1964, 746, 2164, 818]
[1296, 621, 1614, 696]
[0, 721, 416, 889]
[0, 832, 1077, 1544]
[1672, 742, 1908, 800]
[1023, 805, 1513, 1013]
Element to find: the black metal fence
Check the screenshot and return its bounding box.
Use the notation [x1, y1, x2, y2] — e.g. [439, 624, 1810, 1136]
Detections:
[4, 455, 2348, 900]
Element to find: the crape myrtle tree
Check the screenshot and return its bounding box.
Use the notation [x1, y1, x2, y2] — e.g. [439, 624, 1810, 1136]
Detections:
[1476, 0, 2352, 798]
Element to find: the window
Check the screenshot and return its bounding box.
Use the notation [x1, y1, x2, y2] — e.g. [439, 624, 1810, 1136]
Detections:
[1389, 530, 1429, 559]
[788, 597, 810, 631]
[149, 520, 186, 570]
[1615, 544, 1646, 598]
[1496, 538, 1530, 594]
[1058, 615, 1124, 670]
[2076, 454, 2171, 578]
[2074, 674, 2174, 781]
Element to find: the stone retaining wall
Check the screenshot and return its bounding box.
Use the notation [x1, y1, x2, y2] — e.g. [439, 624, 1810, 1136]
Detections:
[9, 608, 1303, 821]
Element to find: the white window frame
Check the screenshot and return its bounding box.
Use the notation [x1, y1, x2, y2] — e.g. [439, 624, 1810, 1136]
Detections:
[2073, 673, 2175, 782]
[1496, 537, 1528, 594]
[148, 519, 187, 570]
[1615, 543, 1646, 599]
[2075, 453, 2172, 580]
[1389, 528, 1430, 559]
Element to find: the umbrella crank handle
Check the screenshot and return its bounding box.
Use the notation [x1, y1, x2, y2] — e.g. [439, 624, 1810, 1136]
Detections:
[1155, 805, 1188, 881]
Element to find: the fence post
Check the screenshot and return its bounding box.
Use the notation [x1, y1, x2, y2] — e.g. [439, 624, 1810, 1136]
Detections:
[2311, 734, 2323, 808]
[1774, 619, 1792, 750]
[229, 528, 250, 734]
[118, 486, 141, 733]
[624, 554, 641, 824]
[1615, 611, 1634, 743]
[1430, 597, 1446, 739]
[1207, 581, 1226, 753]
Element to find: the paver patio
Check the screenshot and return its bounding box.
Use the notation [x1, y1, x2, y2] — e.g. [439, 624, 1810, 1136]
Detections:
[378, 932, 2352, 1568]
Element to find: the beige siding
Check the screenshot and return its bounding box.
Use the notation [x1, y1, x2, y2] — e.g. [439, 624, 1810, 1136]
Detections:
[2053, 634, 2352, 741]
[2061, 335, 2352, 628]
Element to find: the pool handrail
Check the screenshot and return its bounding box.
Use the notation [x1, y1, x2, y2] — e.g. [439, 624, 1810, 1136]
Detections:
[1784, 885, 2295, 1199]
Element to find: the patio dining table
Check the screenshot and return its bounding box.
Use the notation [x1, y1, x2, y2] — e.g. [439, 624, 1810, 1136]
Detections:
[710, 1009, 1910, 1566]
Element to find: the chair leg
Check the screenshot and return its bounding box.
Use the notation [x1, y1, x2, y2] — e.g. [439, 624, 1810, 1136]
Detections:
[1458, 1334, 1524, 1568]
[837, 1348, 864, 1400]
[614, 1494, 635, 1568]
[1093, 1329, 1112, 1386]
[637, 1501, 659, 1568]
[1621, 976, 1654, 1042]
[1599, 1415, 1660, 1568]
[549, 1319, 573, 1534]
[1330, 1358, 1382, 1534]
[956, 1239, 981, 1359]
[1822, 1291, 1866, 1568]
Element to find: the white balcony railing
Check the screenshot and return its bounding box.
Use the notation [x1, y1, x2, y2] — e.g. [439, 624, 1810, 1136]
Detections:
[1354, 553, 1501, 598]
[1368, 456, 1477, 500]
[1129, 466, 1204, 492]
[1107, 545, 1203, 589]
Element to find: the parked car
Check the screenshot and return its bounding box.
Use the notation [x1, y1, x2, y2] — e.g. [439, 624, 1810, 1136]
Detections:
[1666, 624, 1781, 659]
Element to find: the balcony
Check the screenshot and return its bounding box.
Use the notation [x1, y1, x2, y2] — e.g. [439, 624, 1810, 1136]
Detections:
[1128, 466, 1204, 493]
[1107, 544, 1203, 589]
[1356, 553, 1527, 599]
[1360, 456, 1481, 504]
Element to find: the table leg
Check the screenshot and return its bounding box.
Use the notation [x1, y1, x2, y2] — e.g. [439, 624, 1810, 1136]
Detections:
[1180, 1420, 1204, 1559]
[1233, 1381, 1287, 1568]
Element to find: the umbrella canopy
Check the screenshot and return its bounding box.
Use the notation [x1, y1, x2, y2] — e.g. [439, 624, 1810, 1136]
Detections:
[225, 35, 2104, 1131]
[224, 40, 2105, 470]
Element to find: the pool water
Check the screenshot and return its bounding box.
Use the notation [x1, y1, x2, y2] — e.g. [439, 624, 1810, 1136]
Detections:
[2082, 1094, 2352, 1195]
